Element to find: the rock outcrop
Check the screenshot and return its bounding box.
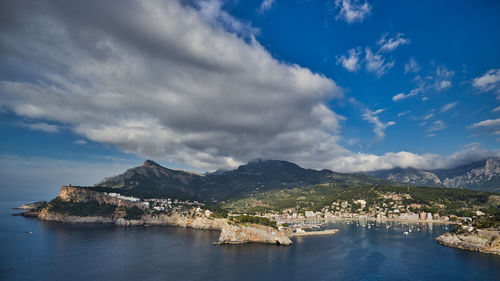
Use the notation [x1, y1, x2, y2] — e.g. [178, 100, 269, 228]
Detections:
[59, 185, 143, 208]
[217, 223, 292, 245]
[436, 229, 500, 255]
[14, 201, 47, 210]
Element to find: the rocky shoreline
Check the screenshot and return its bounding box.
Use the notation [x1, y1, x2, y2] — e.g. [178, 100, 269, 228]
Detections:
[436, 229, 500, 255]
[16, 199, 293, 246]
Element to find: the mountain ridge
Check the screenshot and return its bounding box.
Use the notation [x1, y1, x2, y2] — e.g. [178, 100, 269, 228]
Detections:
[95, 159, 389, 201]
[365, 157, 500, 192]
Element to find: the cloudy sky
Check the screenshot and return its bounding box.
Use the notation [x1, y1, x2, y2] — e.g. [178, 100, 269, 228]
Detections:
[1, 0, 500, 199]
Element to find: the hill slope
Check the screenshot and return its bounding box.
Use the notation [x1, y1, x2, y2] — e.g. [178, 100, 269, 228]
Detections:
[94, 159, 389, 201]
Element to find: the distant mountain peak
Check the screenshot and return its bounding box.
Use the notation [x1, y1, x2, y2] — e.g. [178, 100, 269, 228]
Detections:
[142, 159, 162, 168]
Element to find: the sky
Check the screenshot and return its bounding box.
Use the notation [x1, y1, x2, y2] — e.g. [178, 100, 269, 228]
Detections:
[1, 0, 500, 199]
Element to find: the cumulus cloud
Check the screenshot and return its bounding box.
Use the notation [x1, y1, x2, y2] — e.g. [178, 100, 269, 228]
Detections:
[258, 0, 275, 14]
[440, 101, 457, 113]
[377, 33, 410, 52]
[365, 48, 394, 77]
[0, 0, 347, 171]
[404, 57, 420, 74]
[18, 122, 60, 133]
[0, 0, 496, 175]
[337, 48, 361, 72]
[334, 0, 371, 24]
[323, 145, 499, 172]
[362, 109, 395, 139]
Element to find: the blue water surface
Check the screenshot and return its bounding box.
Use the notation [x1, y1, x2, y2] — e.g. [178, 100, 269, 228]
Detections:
[1, 201, 499, 281]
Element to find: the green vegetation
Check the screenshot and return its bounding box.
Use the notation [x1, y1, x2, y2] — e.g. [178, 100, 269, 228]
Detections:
[47, 197, 117, 217]
[205, 205, 228, 218]
[123, 206, 145, 220]
[229, 214, 277, 228]
[221, 184, 499, 217]
[474, 209, 500, 229]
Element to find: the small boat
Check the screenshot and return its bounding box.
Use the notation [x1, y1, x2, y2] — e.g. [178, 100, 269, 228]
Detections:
[29, 231, 33, 235]
[403, 231, 409, 235]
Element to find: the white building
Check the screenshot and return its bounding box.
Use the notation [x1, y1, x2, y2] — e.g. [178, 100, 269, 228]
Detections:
[304, 211, 316, 218]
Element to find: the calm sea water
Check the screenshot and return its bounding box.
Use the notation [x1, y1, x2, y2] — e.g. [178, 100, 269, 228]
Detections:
[1, 201, 500, 281]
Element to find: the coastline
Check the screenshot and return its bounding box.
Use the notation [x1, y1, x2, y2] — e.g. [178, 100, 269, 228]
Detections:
[278, 216, 456, 225]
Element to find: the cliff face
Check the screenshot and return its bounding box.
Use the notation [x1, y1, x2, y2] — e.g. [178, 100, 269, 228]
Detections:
[59, 186, 142, 208]
[436, 230, 500, 255]
[35, 185, 294, 246]
[217, 223, 292, 245]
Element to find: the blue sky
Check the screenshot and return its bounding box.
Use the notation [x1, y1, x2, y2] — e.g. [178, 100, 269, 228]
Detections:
[1, 0, 500, 199]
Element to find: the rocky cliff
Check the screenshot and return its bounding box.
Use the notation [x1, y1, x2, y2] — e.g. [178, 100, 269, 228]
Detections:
[58, 185, 143, 208]
[217, 223, 292, 245]
[436, 229, 500, 255]
[34, 185, 293, 245]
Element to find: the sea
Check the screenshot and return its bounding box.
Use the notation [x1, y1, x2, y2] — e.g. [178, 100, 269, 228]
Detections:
[1, 201, 500, 281]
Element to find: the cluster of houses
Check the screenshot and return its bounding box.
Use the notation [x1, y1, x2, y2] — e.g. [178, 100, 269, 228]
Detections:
[104, 192, 204, 213]
[259, 195, 472, 223]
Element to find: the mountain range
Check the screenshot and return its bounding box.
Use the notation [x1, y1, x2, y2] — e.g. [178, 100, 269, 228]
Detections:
[93, 157, 500, 202]
[95, 159, 388, 202]
[365, 157, 500, 192]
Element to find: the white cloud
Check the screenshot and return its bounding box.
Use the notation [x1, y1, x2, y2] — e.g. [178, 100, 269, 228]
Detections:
[423, 113, 435, 120]
[404, 57, 420, 74]
[428, 120, 445, 132]
[334, 0, 371, 24]
[493, 105, 500, 112]
[73, 139, 88, 145]
[392, 87, 422, 101]
[397, 110, 410, 117]
[337, 48, 361, 72]
[0, 0, 497, 176]
[377, 33, 410, 52]
[0, 0, 345, 171]
[472, 68, 500, 93]
[365, 48, 394, 77]
[258, 0, 275, 14]
[469, 118, 500, 128]
[434, 66, 454, 90]
[440, 101, 457, 113]
[18, 122, 60, 133]
[323, 146, 499, 172]
[426, 133, 436, 138]
[437, 80, 451, 90]
[362, 108, 395, 139]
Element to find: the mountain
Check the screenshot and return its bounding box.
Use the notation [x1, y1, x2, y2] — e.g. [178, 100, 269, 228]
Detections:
[94, 159, 389, 202]
[365, 157, 500, 192]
